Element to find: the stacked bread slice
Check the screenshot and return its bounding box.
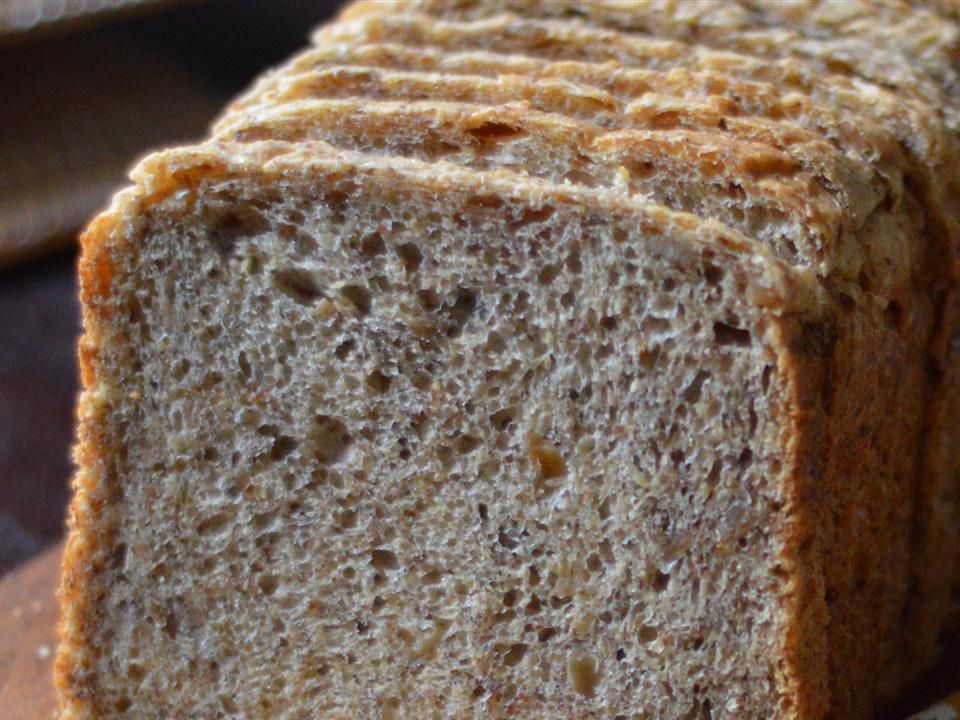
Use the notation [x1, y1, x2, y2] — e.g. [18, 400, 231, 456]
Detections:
[57, 2, 960, 719]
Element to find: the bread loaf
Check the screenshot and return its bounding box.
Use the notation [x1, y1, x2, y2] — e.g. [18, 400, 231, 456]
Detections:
[56, 2, 960, 718]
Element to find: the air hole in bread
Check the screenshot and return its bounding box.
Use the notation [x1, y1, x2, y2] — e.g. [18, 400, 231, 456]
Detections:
[652, 570, 671, 592]
[360, 232, 385, 258]
[114, 697, 133, 712]
[370, 274, 391, 293]
[196, 512, 231, 535]
[498, 529, 519, 550]
[639, 625, 659, 643]
[712, 321, 752, 346]
[538, 627, 557, 643]
[503, 643, 528, 666]
[600, 315, 618, 332]
[417, 288, 441, 310]
[273, 267, 323, 305]
[251, 511, 276, 532]
[599, 539, 615, 565]
[485, 331, 506, 353]
[396, 242, 423, 273]
[337, 508, 358, 531]
[683, 371, 712, 403]
[207, 207, 269, 256]
[334, 339, 355, 360]
[703, 263, 724, 286]
[127, 296, 146, 325]
[468, 194, 504, 211]
[127, 663, 145, 682]
[530, 439, 566, 479]
[366, 369, 391, 394]
[884, 300, 904, 332]
[236, 350, 252, 381]
[310, 415, 351, 465]
[466, 121, 527, 142]
[110, 543, 128, 571]
[442, 287, 477, 335]
[270, 434, 298, 461]
[456, 434, 482, 454]
[538, 263, 561, 286]
[171, 358, 191, 381]
[341, 284, 372, 315]
[370, 549, 399, 571]
[163, 611, 179, 639]
[257, 575, 279, 596]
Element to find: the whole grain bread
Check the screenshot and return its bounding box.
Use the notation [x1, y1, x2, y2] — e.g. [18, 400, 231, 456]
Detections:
[56, 2, 960, 719]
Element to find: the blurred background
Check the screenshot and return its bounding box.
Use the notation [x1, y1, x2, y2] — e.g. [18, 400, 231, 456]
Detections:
[0, 0, 343, 577]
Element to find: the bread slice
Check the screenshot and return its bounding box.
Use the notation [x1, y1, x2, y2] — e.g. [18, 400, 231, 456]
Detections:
[59, 140, 847, 718]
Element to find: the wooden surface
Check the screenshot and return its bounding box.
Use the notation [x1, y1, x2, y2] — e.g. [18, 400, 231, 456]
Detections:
[0, 543, 61, 720]
[1, 541, 958, 719]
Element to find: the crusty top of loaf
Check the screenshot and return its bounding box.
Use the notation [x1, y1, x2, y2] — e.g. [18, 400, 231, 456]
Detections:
[120, 139, 821, 315]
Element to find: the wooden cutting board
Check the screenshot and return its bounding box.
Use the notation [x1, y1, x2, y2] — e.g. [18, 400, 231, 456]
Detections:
[0, 543, 60, 720]
[2, 541, 957, 719]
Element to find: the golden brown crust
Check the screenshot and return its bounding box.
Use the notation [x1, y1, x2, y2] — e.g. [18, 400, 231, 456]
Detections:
[56, 191, 138, 718]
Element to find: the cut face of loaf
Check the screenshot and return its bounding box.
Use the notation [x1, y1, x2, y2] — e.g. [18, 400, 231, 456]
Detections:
[62, 142, 835, 719]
